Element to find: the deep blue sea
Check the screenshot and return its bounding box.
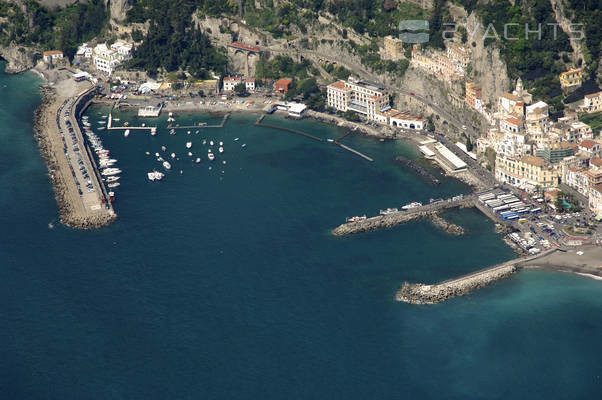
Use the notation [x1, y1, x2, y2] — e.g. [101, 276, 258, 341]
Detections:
[1, 65, 601, 399]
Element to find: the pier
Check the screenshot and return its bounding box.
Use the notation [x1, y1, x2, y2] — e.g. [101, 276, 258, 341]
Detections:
[169, 113, 230, 129]
[332, 195, 474, 236]
[255, 115, 324, 142]
[333, 141, 373, 162]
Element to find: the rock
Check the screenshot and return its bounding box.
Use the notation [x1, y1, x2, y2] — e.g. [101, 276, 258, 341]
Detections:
[0, 43, 37, 74]
[104, 0, 134, 22]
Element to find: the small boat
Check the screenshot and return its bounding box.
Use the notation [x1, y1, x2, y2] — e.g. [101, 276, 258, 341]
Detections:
[188, 152, 193, 157]
[161, 146, 166, 151]
[148, 171, 165, 181]
[98, 127, 105, 130]
[142, 123, 146, 127]
[195, 158, 201, 163]
[379, 208, 398, 215]
[187, 131, 191, 135]
[106, 176, 120, 182]
[102, 168, 122, 176]
[202, 139, 207, 145]
[208, 153, 215, 161]
[241, 144, 246, 147]
[234, 138, 239, 141]
[163, 161, 171, 170]
[124, 121, 129, 127]
[168, 112, 173, 117]
[124, 129, 130, 137]
[155, 152, 160, 157]
[107, 182, 120, 188]
[219, 141, 223, 146]
[169, 129, 176, 135]
[346, 215, 367, 223]
[401, 202, 422, 210]
[171, 153, 176, 159]
[98, 121, 106, 124]
[113, 118, 120, 122]
[150, 127, 157, 136]
[327, 138, 334, 143]
[101, 115, 108, 119]
[186, 142, 192, 149]
[108, 191, 115, 202]
[222, 160, 227, 165]
[209, 140, 214, 146]
[218, 146, 224, 153]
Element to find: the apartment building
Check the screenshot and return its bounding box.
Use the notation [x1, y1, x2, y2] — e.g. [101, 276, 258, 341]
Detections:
[495, 154, 560, 191]
[559, 68, 583, 89]
[326, 77, 389, 121]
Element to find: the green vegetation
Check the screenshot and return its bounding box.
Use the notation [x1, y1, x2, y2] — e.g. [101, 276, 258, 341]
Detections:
[126, 0, 229, 78]
[255, 55, 312, 79]
[578, 112, 602, 136]
[343, 110, 361, 122]
[566, 0, 602, 78]
[0, 0, 108, 58]
[346, 40, 410, 75]
[234, 82, 248, 96]
[554, 191, 582, 212]
[244, 1, 317, 38]
[323, 64, 352, 80]
[477, 0, 572, 110]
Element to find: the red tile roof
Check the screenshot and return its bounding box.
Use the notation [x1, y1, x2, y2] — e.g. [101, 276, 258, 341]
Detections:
[328, 80, 349, 90]
[505, 117, 523, 126]
[580, 139, 599, 149]
[590, 157, 602, 168]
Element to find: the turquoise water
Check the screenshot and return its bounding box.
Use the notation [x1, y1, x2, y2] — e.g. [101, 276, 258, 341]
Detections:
[1, 66, 602, 399]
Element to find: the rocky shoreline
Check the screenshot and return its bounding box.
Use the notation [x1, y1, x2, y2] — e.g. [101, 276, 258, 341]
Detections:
[394, 156, 440, 185]
[33, 87, 116, 230]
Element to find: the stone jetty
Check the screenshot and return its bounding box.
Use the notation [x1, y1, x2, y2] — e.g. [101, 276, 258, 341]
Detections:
[394, 156, 440, 185]
[429, 213, 464, 235]
[396, 263, 518, 304]
[332, 195, 474, 236]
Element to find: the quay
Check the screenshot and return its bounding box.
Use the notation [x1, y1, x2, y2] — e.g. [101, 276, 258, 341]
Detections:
[332, 195, 474, 236]
[255, 115, 324, 142]
[36, 80, 116, 228]
[169, 113, 230, 129]
[333, 141, 373, 162]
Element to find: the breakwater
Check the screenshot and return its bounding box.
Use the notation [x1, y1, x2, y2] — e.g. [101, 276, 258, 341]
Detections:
[395, 156, 440, 184]
[429, 213, 464, 235]
[332, 195, 474, 236]
[396, 262, 518, 304]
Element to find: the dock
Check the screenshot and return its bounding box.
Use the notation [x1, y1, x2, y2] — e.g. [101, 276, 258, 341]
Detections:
[332, 195, 474, 236]
[333, 141, 373, 162]
[169, 113, 230, 129]
[255, 115, 323, 142]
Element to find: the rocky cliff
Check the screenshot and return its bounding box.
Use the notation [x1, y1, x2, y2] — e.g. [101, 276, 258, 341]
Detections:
[105, 0, 134, 22]
[0, 43, 37, 74]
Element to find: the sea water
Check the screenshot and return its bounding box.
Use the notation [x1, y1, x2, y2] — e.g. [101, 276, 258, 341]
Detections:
[1, 66, 601, 399]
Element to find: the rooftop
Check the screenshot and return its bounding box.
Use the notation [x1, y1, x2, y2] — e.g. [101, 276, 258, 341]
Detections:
[328, 80, 349, 90]
[505, 117, 524, 126]
[585, 91, 602, 99]
[580, 139, 599, 149]
[521, 155, 546, 167]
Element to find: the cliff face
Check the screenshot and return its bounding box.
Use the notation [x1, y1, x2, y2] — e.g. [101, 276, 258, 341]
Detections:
[105, 0, 134, 22]
[0, 43, 37, 74]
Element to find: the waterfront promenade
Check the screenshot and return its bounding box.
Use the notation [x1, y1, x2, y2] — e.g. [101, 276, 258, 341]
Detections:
[35, 79, 115, 228]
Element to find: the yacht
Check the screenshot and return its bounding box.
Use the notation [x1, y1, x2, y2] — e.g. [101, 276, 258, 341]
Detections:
[379, 208, 398, 215]
[148, 171, 165, 181]
[106, 176, 120, 182]
[346, 215, 367, 223]
[401, 202, 423, 210]
[102, 168, 122, 176]
[107, 182, 120, 188]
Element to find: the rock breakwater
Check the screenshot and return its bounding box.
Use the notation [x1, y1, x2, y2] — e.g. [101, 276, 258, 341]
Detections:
[429, 213, 464, 235]
[396, 263, 518, 304]
[394, 156, 440, 185]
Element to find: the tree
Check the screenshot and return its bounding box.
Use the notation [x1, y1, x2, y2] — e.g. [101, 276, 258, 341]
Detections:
[234, 82, 247, 96]
[343, 110, 360, 122]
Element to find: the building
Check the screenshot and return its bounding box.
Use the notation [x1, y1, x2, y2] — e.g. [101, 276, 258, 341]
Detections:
[588, 184, 602, 216]
[382, 36, 404, 61]
[498, 93, 524, 117]
[43, 50, 63, 63]
[287, 103, 307, 118]
[578, 139, 601, 157]
[245, 78, 256, 92]
[92, 42, 133, 75]
[559, 68, 583, 89]
[535, 142, 577, 163]
[565, 168, 590, 196]
[495, 154, 560, 191]
[581, 91, 602, 114]
[223, 76, 242, 92]
[465, 81, 482, 109]
[501, 117, 524, 134]
[446, 44, 470, 70]
[274, 78, 293, 94]
[76, 44, 92, 59]
[389, 111, 425, 130]
[326, 77, 389, 121]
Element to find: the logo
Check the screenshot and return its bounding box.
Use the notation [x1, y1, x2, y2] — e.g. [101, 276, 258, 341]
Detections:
[399, 20, 429, 43]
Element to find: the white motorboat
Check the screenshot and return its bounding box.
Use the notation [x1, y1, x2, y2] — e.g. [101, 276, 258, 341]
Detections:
[163, 161, 171, 170]
[218, 146, 224, 153]
[186, 142, 192, 149]
[188, 152, 193, 157]
[219, 141, 223, 146]
[171, 153, 176, 159]
[187, 131, 191, 135]
[148, 171, 165, 181]
[150, 127, 157, 136]
[209, 140, 214, 146]
[161, 146, 166, 151]
[195, 158, 201, 163]
[102, 168, 122, 176]
[155, 152, 160, 157]
[208, 153, 215, 161]
[379, 208, 399, 215]
[401, 202, 422, 210]
[124, 129, 130, 137]
[107, 182, 120, 188]
[169, 129, 176, 135]
[106, 176, 120, 182]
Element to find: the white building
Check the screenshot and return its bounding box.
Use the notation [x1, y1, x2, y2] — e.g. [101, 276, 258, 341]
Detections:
[43, 50, 63, 63]
[92, 42, 133, 75]
[245, 78, 256, 92]
[223, 76, 242, 92]
[582, 91, 602, 114]
[326, 77, 389, 121]
[76, 43, 93, 58]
